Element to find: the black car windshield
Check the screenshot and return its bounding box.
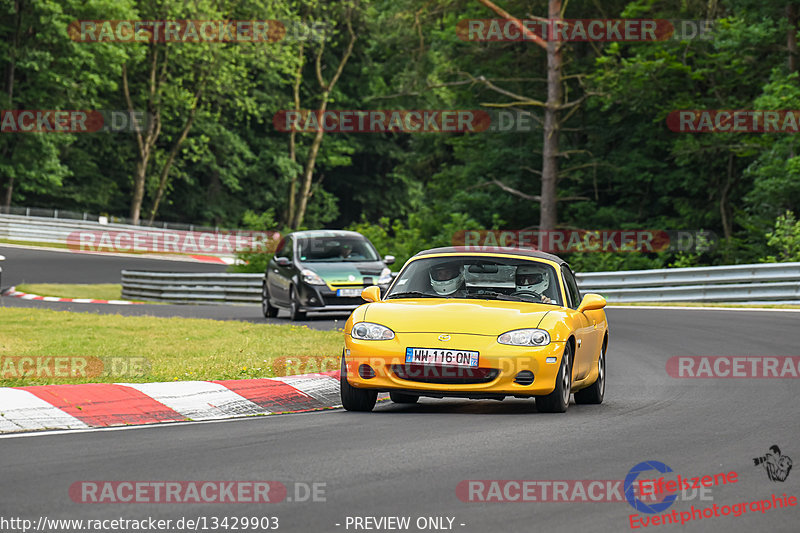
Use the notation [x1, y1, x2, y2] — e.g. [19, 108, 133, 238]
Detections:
[297, 236, 380, 262]
[385, 256, 562, 306]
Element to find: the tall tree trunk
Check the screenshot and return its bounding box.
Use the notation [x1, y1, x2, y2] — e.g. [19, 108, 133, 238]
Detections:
[130, 159, 148, 224]
[147, 86, 203, 224]
[476, 0, 561, 231]
[720, 154, 734, 241]
[292, 95, 329, 229]
[124, 48, 165, 225]
[291, 9, 356, 229]
[788, 4, 798, 73]
[3, 0, 21, 209]
[286, 42, 305, 226]
[540, 0, 562, 232]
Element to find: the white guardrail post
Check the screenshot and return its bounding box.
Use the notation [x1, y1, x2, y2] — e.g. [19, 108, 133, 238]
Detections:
[119, 262, 800, 306]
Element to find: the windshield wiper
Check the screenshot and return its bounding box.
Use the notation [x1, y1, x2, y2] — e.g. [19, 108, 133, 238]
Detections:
[385, 291, 440, 299]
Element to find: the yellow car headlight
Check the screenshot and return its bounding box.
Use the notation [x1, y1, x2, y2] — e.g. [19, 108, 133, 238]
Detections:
[498, 328, 550, 346]
[351, 322, 395, 340]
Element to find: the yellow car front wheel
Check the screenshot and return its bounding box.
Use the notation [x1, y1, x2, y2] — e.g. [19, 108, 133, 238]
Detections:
[574, 340, 606, 405]
[340, 355, 378, 412]
[535, 343, 572, 413]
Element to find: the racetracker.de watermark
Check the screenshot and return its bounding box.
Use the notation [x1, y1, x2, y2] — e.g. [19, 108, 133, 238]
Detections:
[0, 110, 151, 133]
[274, 109, 491, 133]
[451, 230, 716, 253]
[66, 230, 281, 255]
[1, 356, 150, 379]
[456, 479, 712, 503]
[667, 110, 800, 133]
[274, 109, 559, 134]
[69, 20, 328, 43]
[667, 356, 800, 378]
[69, 481, 326, 504]
[456, 19, 715, 42]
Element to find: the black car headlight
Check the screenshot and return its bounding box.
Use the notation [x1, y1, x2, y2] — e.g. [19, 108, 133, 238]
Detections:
[497, 328, 550, 346]
[301, 268, 326, 285]
[378, 267, 393, 285]
[351, 322, 395, 340]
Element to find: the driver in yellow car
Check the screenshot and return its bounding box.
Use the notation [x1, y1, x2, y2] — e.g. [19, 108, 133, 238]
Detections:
[429, 262, 467, 297]
[515, 264, 553, 303]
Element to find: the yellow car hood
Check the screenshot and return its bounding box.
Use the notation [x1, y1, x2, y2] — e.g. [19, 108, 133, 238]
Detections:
[363, 299, 552, 335]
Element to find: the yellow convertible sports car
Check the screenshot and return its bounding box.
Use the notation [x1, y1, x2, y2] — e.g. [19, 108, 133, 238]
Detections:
[340, 247, 609, 413]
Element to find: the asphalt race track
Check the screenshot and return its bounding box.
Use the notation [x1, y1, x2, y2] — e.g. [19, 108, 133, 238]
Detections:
[0, 245, 228, 286]
[0, 296, 346, 330]
[1, 307, 798, 532]
[0, 245, 345, 329]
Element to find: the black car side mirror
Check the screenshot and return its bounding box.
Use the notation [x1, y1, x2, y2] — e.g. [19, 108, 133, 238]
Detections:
[275, 257, 291, 267]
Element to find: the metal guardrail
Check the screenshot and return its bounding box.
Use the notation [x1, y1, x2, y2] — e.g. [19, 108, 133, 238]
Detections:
[121, 271, 262, 304]
[0, 206, 222, 232]
[121, 263, 800, 306]
[576, 262, 800, 304]
[0, 213, 240, 259]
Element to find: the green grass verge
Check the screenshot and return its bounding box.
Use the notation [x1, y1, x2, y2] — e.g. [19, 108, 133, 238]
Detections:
[16, 283, 124, 301]
[608, 301, 800, 309]
[0, 238, 69, 249]
[0, 239, 222, 259]
[0, 308, 344, 386]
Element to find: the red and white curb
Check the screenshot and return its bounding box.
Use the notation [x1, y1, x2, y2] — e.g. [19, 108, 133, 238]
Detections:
[189, 255, 238, 265]
[2, 286, 144, 305]
[0, 372, 341, 433]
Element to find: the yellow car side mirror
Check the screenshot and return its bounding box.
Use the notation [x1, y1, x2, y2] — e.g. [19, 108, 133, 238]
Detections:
[361, 286, 382, 303]
[577, 293, 606, 313]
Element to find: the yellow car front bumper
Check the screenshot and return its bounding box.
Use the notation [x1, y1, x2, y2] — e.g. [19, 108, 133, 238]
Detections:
[344, 332, 567, 397]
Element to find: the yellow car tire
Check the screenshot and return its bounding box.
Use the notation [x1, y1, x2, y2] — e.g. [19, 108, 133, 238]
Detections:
[574, 340, 606, 405]
[535, 343, 572, 413]
[340, 355, 378, 412]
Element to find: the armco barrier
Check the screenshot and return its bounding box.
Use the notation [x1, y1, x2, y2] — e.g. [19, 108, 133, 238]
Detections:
[576, 262, 800, 305]
[121, 263, 800, 306]
[0, 212, 237, 259]
[121, 271, 262, 304]
[0, 206, 220, 232]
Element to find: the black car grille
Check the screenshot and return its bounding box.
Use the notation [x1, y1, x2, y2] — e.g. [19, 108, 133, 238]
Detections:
[391, 364, 499, 385]
[320, 296, 364, 306]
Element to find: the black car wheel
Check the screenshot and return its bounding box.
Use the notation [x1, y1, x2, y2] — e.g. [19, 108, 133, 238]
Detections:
[536, 342, 572, 413]
[288, 286, 306, 321]
[262, 282, 278, 318]
[340, 355, 377, 411]
[574, 339, 606, 405]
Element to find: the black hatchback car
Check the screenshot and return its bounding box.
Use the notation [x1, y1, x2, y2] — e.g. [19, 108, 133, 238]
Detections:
[262, 230, 395, 320]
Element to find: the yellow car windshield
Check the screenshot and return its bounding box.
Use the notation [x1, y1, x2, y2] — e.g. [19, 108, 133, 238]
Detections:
[386, 256, 562, 305]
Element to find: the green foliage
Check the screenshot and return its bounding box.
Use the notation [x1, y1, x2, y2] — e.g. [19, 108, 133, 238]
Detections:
[764, 211, 800, 262]
[231, 209, 283, 273]
[3, 0, 800, 272]
[347, 210, 484, 270]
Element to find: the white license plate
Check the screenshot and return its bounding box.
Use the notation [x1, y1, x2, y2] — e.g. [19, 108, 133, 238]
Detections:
[337, 288, 362, 297]
[405, 348, 479, 367]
